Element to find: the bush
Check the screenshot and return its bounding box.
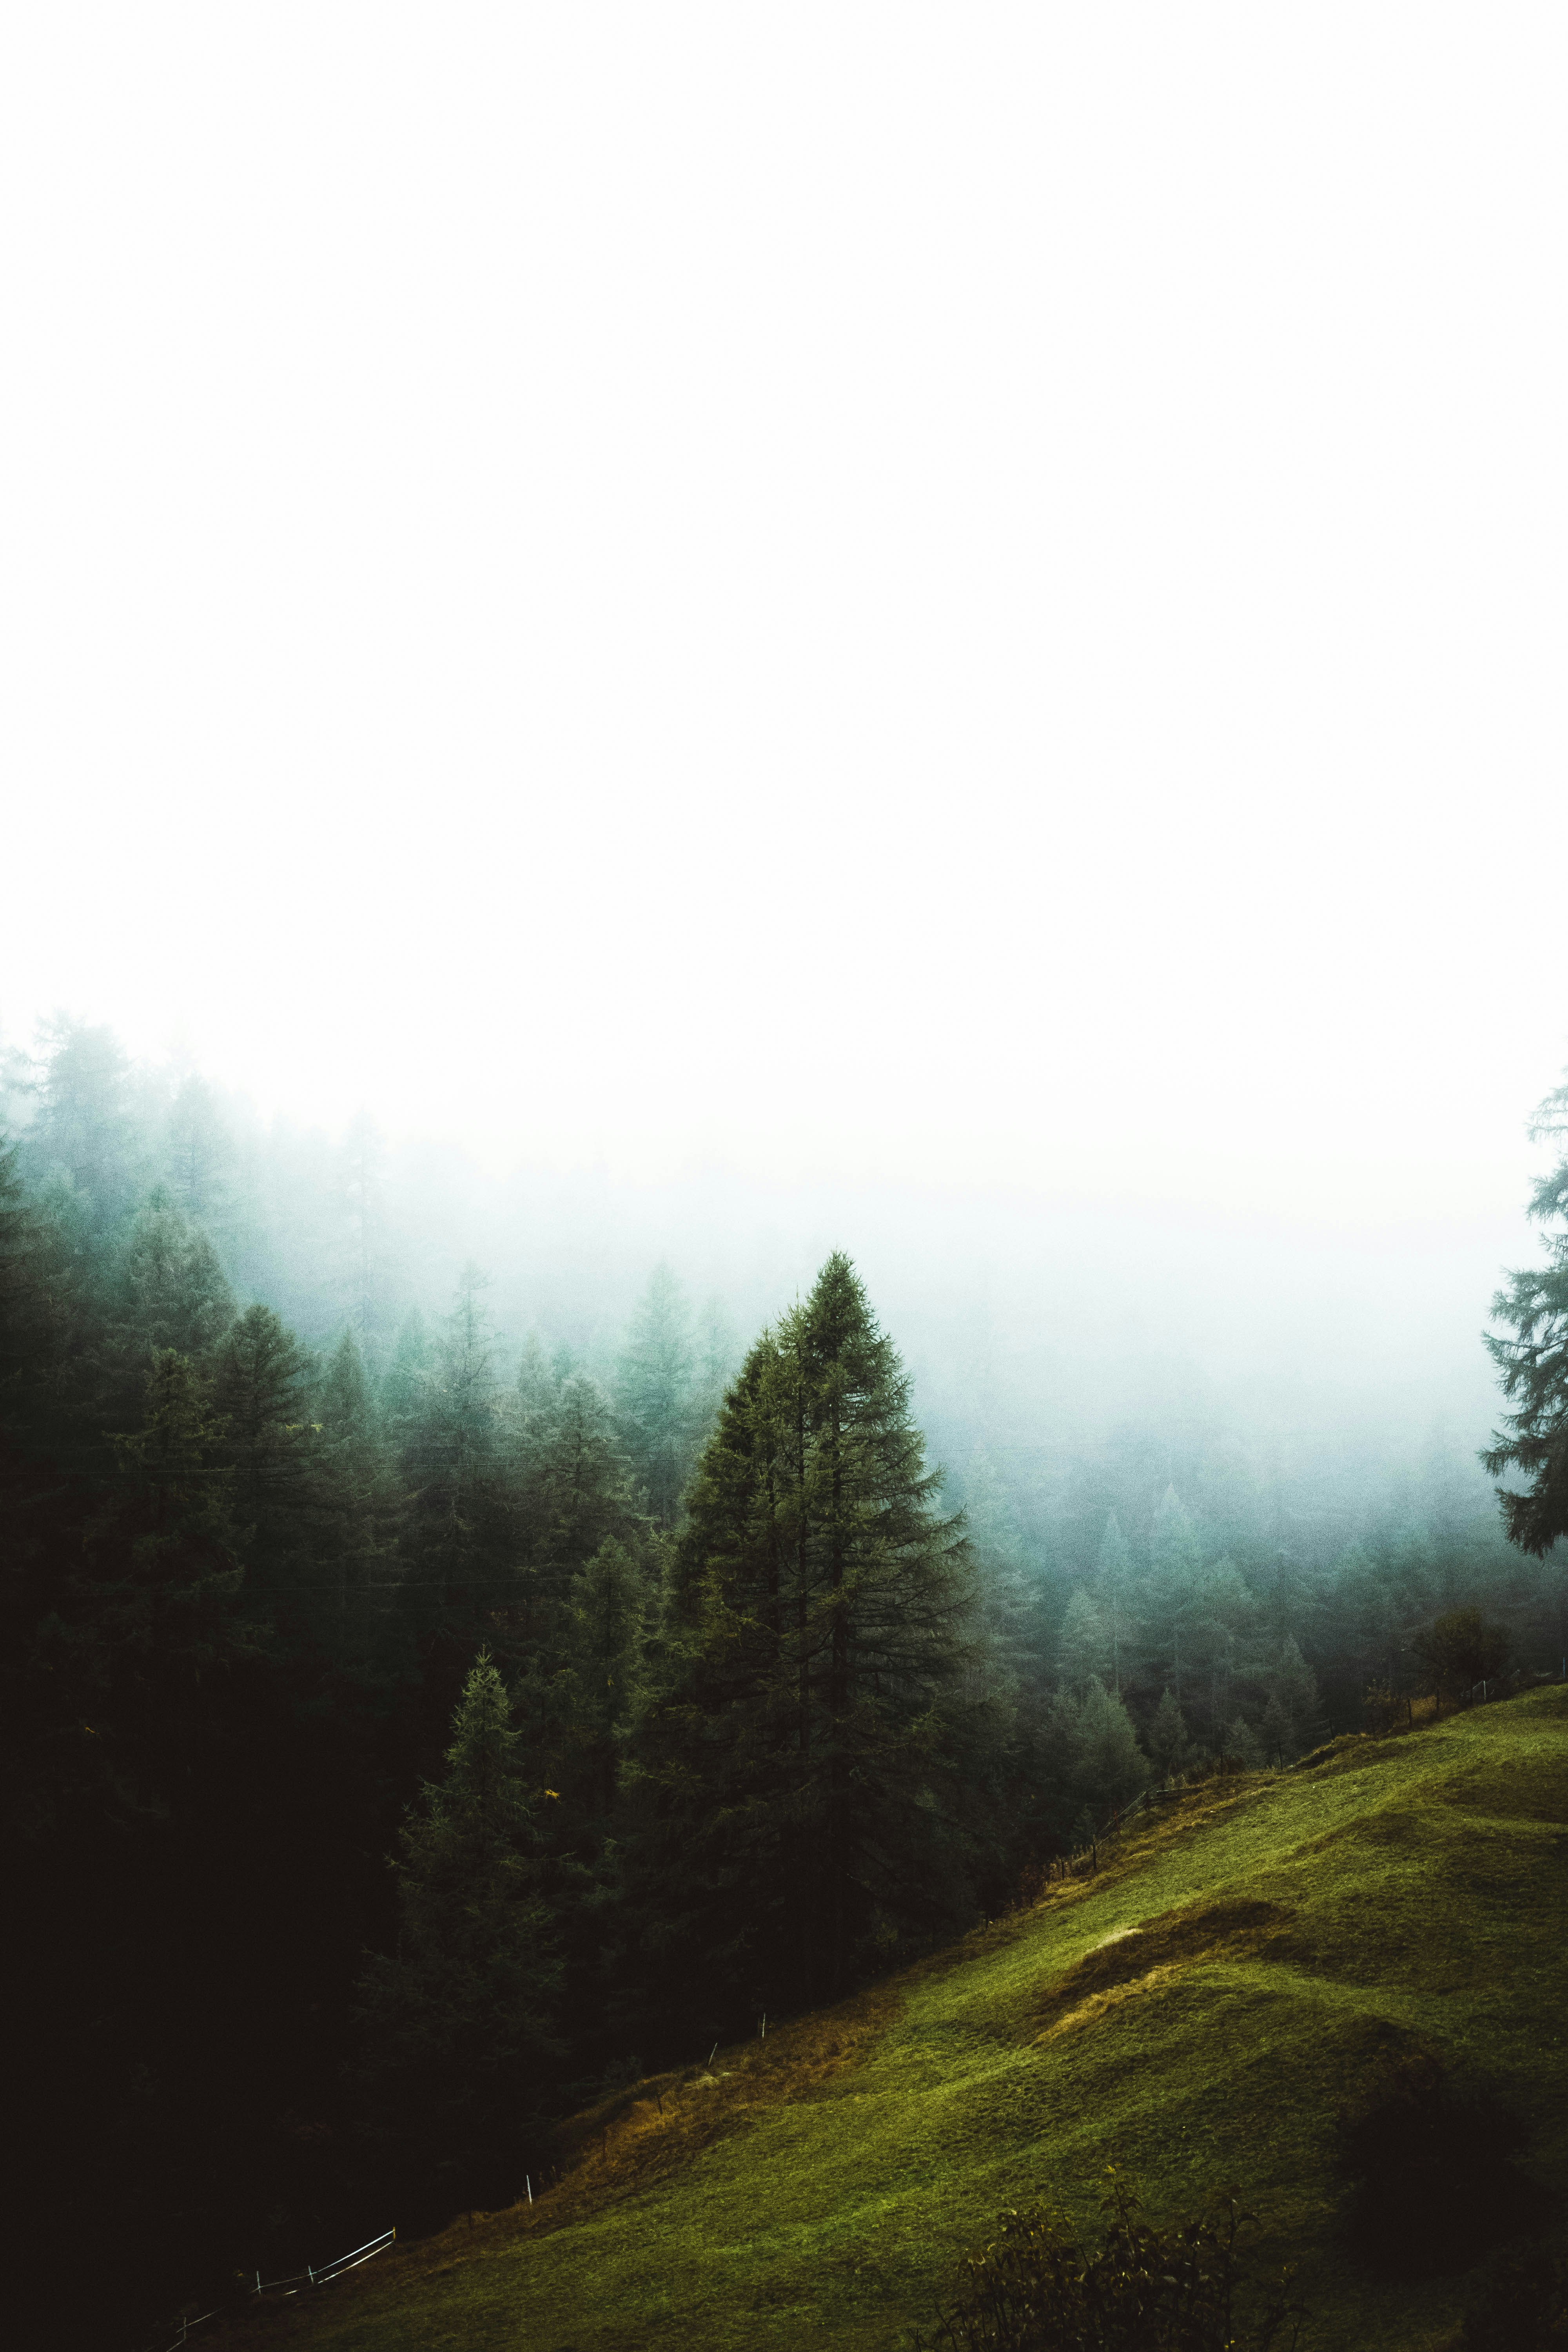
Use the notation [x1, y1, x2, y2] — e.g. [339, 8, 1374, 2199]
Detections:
[1361, 1681, 1403, 1735]
[1459, 2239, 1568, 2349]
[1412, 1609, 1510, 1708]
[1335, 2051, 1550, 2277]
[916, 2169, 1305, 2351]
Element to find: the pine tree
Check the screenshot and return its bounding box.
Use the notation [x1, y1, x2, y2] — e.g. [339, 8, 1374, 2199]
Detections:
[1222, 1713, 1264, 1770]
[1184, 1553, 1259, 1750]
[61, 1350, 255, 1811]
[1329, 1537, 1416, 1700]
[634, 1254, 983, 2024]
[382, 1306, 434, 1432]
[24, 1018, 143, 1234]
[497, 1363, 644, 1833]
[1072, 1678, 1151, 1816]
[162, 1075, 235, 1235]
[0, 1131, 69, 1427]
[694, 1291, 740, 1430]
[1148, 1687, 1191, 1783]
[1267, 1635, 1324, 1757]
[1259, 1691, 1293, 1766]
[616, 1263, 698, 1524]
[566, 1536, 655, 1819]
[396, 1269, 518, 1641]
[1145, 1486, 1204, 1705]
[1095, 1512, 1136, 1693]
[532, 1372, 632, 1584]
[336, 1111, 390, 1356]
[115, 1190, 234, 1364]
[515, 1331, 557, 1421]
[956, 1445, 1051, 1723]
[355, 1653, 562, 2201]
[314, 1330, 400, 1650]
[212, 1303, 317, 1602]
[1057, 1585, 1111, 1692]
[1483, 1070, 1568, 1554]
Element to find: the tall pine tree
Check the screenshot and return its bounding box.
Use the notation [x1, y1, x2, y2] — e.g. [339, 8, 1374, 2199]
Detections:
[616, 1263, 699, 1524]
[1484, 1069, 1568, 1554]
[355, 1653, 562, 2206]
[634, 1254, 983, 2029]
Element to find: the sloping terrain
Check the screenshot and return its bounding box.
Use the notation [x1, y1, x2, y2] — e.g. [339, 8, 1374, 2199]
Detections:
[247, 1686, 1568, 2351]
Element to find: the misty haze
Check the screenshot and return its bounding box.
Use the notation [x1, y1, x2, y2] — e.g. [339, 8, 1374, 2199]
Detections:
[5, 9, 1568, 2352]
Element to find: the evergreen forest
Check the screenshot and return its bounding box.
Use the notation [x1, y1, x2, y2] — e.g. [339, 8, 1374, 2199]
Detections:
[5, 1022, 1567, 2347]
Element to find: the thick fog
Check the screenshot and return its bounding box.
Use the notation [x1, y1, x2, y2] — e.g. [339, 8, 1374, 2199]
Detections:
[5, 6, 1568, 1499]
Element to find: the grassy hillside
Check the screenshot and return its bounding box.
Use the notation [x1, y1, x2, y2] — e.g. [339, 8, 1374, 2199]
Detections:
[246, 1686, 1568, 2352]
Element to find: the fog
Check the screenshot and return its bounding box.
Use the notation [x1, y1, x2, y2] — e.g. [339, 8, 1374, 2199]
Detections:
[11, 27, 1568, 2327]
[5, 6, 1568, 1486]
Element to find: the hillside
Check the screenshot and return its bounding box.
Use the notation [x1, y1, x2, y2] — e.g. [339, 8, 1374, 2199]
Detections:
[240, 1686, 1568, 2352]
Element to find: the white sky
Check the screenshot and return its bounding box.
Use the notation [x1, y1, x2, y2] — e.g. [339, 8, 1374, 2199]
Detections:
[4, 5, 1566, 1250]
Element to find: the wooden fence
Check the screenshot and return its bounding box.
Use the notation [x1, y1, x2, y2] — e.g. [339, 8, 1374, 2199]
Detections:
[136, 2227, 395, 2352]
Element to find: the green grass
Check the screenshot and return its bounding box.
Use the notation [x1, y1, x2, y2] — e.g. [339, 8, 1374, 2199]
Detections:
[250, 1686, 1568, 2351]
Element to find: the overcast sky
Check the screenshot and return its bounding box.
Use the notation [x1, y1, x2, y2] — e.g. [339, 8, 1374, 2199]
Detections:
[4, 5, 1565, 1272]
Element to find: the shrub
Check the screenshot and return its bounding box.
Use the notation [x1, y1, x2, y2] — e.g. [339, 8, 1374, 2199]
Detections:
[1361, 1681, 1401, 1735]
[1335, 2051, 1550, 2277]
[916, 2168, 1305, 2351]
[1412, 1609, 1510, 1708]
[1459, 2239, 1568, 2349]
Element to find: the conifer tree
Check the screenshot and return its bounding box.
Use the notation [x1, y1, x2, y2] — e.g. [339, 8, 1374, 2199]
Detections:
[501, 1364, 643, 1796]
[1148, 1686, 1191, 1783]
[1184, 1553, 1259, 1749]
[1071, 1678, 1151, 1815]
[616, 1262, 698, 1524]
[116, 1190, 234, 1365]
[1329, 1538, 1411, 1698]
[355, 1653, 562, 2201]
[956, 1447, 1051, 1740]
[634, 1254, 983, 2024]
[1484, 1069, 1568, 1553]
[0, 1131, 67, 1426]
[314, 1330, 400, 1650]
[1145, 1486, 1204, 1705]
[213, 1303, 317, 1594]
[1057, 1585, 1111, 1692]
[396, 1269, 518, 1643]
[1222, 1713, 1264, 1770]
[1267, 1635, 1324, 1757]
[1259, 1691, 1293, 1766]
[1095, 1512, 1136, 1693]
[24, 1018, 143, 1233]
[566, 1536, 655, 1818]
[383, 1305, 433, 1419]
[515, 1330, 557, 1421]
[162, 1075, 235, 1235]
[532, 1372, 630, 1585]
[60, 1351, 254, 1814]
[337, 1110, 389, 1354]
[694, 1291, 740, 1429]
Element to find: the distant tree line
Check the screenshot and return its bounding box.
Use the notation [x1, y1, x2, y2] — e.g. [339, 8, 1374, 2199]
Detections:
[3, 1020, 1566, 2344]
